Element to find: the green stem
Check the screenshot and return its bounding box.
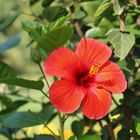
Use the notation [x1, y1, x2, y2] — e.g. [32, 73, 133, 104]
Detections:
[44, 123, 59, 140]
[58, 112, 65, 140]
[41, 90, 49, 99]
[112, 95, 119, 107]
[38, 63, 50, 88]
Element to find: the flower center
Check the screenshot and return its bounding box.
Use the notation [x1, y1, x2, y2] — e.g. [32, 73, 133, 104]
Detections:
[78, 65, 99, 86]
[89, 65, 99, 77]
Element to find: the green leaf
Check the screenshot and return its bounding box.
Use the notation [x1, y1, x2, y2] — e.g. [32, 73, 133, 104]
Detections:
[34, 135, 56, 140]
[0, 11, 19, 31]
[29, 0, 39, 6]
[1, 105, 54, 128]
[108, 30, 135, 60]
[43, 6, 67, 22]
[49, 14, 70, 30]
[136, 123, 140, 135]
[85, 27, 103, 38]
[30, 47, 47, 63]
[134, 117, 140, 135]
[71, 120, 84, 138]
[93, 0, 112, 26]
[21, 21, 48, 42]
[72, 8, 86, 19]
[0, 35, 20, 52]
[22, 20, 73, 52]
[38, 25, 73, 51]
[111, 0, 124, 15]
[0, 78, 44, 90]
[0, 61, 16, 78]
[79, 134, 101, 140]
[42, 0, 54, 7]
[0, 100, 28, 115]
[68, 136, 75, 140]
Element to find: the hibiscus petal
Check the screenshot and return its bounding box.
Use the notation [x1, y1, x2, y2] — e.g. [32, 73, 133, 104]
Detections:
[75, 38, 112, 68]
[49, 79, 85, 113]
[95, 61, 127, 93]
[44, 47, 82, 78]
[82, 87, 111, 119]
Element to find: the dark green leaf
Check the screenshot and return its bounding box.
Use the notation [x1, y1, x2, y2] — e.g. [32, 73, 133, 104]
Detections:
[79, 134, 101, 140]
[29, 0, 39, 6]
[93, 0, 112, 26]
[0, 35, 20, 52]
[38, 25, 73, 51]
[35, 135, 56, 140]
[1, 105, 54, 128]
[71, 120, 84, 138]
[0, 100, 28, 115]
[0, 12, 19, 31]
[43, 6, 67, 22]
[0, 78, 44, 90]
[108, 30, 135, 60]
[0, 61, 16, 78]
[68, 136, 75, 140]
[0, 96, 12, 107]
[42, 0, 54, 7]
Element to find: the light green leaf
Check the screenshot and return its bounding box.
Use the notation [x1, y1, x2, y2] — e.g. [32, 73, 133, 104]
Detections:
[0, 78, 44, 90]
[38, 25, 73, 51]
[85, 27, 102, 38]
[136, 123, 140, 135]
[21, 21, 48, 41]
[93, 0, 112, 26]
[79, 134, 101, 140]
[111, 0, 124, 15]
[0, 11, 19, 31]
[108, 30, 135, 60]
[49, 14, 70, 30]
[72, 8, 86, 19]
[134, 117, 140, 135]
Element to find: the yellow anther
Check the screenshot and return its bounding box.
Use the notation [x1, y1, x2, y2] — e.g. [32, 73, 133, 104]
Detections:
[89, 65, 99, 76]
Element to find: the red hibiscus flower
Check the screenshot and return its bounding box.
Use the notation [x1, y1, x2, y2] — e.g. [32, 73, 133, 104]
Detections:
[44, 38, 127, 119]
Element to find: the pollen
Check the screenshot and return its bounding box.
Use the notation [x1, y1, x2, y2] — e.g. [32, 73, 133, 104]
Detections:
[89, 65, 99, 77]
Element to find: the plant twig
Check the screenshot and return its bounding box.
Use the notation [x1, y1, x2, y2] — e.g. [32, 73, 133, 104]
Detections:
[38, 63, 50, 88]
[74, 21, 84, 37]
[106, 115, 115, 140]
[112, 95, 119, 107]
[44, 123, 59, 140]
[123, 93, 132, 140]
[58, 112, 65, 140]
[41, 90, 49, 99]
[119, 12, 126, 32]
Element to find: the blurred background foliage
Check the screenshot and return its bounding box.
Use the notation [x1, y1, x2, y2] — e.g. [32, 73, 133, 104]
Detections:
[0, 0, 140, 140]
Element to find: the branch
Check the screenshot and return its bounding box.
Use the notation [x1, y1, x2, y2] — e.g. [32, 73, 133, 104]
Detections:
[119, 12, 126, 32]
[106, 115, 115, 140]
[74, 21, 84, 37]
[123, 93, 132, 140]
